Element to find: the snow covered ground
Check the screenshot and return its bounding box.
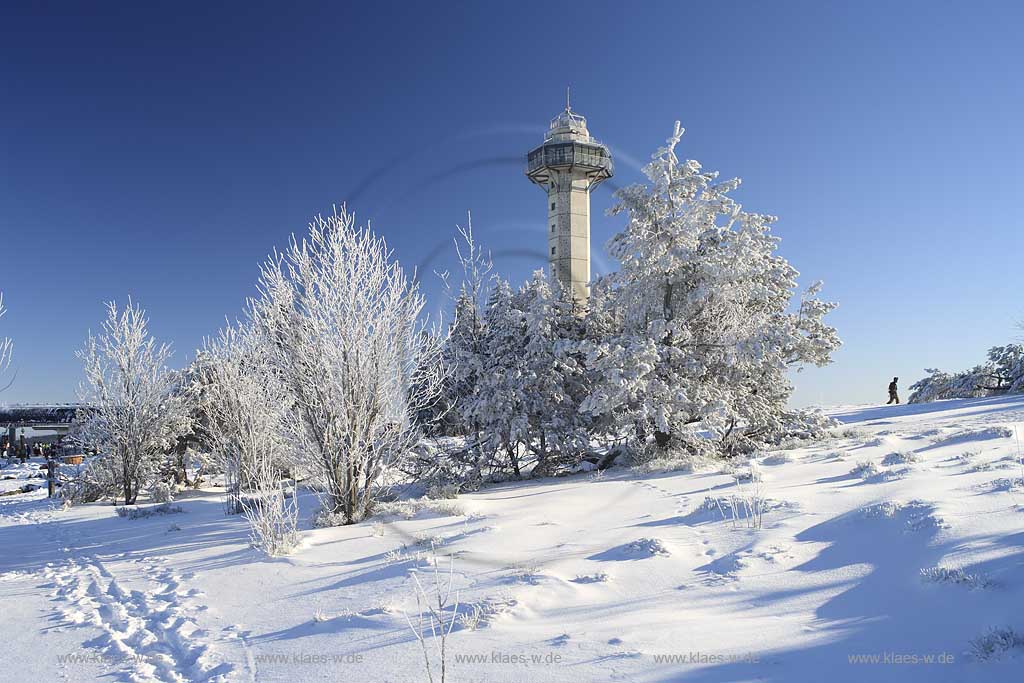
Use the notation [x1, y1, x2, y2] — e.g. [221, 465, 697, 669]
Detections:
[2, 396, 1024, 682]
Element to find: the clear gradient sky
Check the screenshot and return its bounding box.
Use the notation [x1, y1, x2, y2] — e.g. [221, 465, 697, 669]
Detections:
[2, 1, 1022, 407]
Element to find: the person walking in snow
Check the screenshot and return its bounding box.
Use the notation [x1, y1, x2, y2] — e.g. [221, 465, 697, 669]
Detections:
[886, 377, 899, 405]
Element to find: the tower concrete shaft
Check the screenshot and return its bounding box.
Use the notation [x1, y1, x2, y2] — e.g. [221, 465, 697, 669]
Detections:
[546, 173, 593, 302]
[526, 104, 613, 302]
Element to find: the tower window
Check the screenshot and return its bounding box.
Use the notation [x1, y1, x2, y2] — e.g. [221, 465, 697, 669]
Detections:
[551, 224, 555, 232]
[551, 246, 556, 255]
[550, 202, 556, 211]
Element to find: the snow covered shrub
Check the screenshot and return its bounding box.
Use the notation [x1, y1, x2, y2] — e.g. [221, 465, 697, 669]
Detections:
[312, 508, 350, 529]
[851, 461, 880, 478]
[761, 452, 794, 466]
[73, 300, 191, 505]
[832, 426, 867, 440]
[115, 502, 183, 519]
[987, 476, 1024, 493]
[150, 481, 174, 503]
[455, 596, 518, 631]
[578, 123, 840, 460]
[955, 450, 980, 465]
[882, 451, 921, 466]
[60, 474, 107, 504]
[414, 533, 447, 548]
[724, 463, 769, 529]
[920, 566, 993, 590]
[253, 207, 444, 524]
[934, 426, 1014, 445]
[456, 603, 485, 631]
[429, 500, 465, 517]
[426, 483, 460, 500]
[626, 538, 671, 557]
[507, 562, 543, 584]
[242, 485, 300, 556]
[969, 627, 1024, 661]
[861, 500, 948, 532]
[910, 344, 1024, 403]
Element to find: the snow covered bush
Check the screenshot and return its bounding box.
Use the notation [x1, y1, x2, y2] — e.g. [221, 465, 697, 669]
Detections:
[241, 482, 300, 556]
[969, 627, 1024, 661]
[578, 122, 840, 458]
[920, 566, 993, 590]
[73, 300, 191, 505]
[882, 451, 921, 466]
[910, 344, 1024, 403]
[150, 481, 174, 503]
[851, 460, 880, 478]
[115, 502, 183, 519]
[761, 452, 794, 466]
[252, 206, 444, 524]
[426, 483, 460, 500]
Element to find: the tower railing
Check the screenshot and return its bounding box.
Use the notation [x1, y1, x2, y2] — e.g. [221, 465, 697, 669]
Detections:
[526, 142, 613, 175]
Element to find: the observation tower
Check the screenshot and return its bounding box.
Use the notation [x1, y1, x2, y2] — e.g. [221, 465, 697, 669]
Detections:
[525, 93, 613, 302]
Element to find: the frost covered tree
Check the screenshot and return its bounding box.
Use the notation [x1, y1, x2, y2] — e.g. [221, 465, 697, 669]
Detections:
[580, 122, 840, 458]
[253, 206, 444, 524]
[447, 270, 591, 479]
[431, 222, 493, 484]
[74, 300, 191, 504]
[193, 322, 298, 554]
[909, 344, 1024, 403]
[515, 271, 590, 474]
[469, 278, 529, 476]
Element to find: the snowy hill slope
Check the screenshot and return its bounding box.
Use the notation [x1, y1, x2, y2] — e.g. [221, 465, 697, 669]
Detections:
[2, 395, 1023, 682]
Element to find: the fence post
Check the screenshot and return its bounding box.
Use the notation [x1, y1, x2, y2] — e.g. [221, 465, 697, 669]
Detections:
[47, 456, 56, 498]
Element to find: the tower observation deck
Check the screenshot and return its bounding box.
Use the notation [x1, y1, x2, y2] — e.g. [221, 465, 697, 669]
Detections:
[525, 101, 613, 302]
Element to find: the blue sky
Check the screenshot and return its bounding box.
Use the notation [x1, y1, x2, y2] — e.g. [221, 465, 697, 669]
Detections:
[1, 1, 1021, 407]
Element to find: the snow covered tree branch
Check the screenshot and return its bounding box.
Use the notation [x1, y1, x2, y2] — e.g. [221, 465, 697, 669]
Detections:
[0, 293, 12, 393]
[910, 344, 1024, 403]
